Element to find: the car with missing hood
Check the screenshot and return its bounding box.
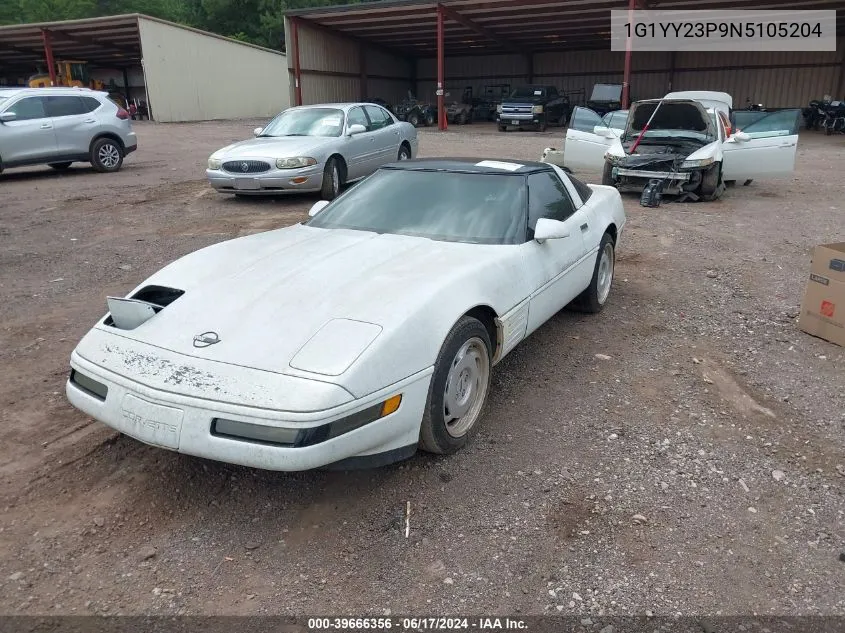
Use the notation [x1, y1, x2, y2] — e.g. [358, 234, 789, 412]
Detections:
[550, 94, 801, 200]
[66, 158, 625, 471]
[206, 102, 418, 200]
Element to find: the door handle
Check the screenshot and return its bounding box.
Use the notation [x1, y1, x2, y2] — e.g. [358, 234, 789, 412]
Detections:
[40, 123, 52, 129]
[580, 223, 589, 232]
[84, 118, 96, 123]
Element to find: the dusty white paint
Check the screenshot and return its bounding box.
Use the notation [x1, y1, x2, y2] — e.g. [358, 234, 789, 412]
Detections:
[138, 16, 289, 123]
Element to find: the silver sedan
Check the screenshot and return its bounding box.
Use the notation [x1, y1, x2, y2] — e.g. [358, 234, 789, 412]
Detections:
[206, 102, 419, 200]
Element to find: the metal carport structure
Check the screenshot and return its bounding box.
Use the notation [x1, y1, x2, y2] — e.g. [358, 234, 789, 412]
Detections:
[284, 0, 845, 130]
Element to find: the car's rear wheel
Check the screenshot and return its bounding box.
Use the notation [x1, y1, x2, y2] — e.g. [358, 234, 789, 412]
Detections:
[320, 157, 342, 200]
[90, 138, 123, 173]
[49, 162, 73, 170]
[571, 232, 615, 313]
[419, 316, 492, 455]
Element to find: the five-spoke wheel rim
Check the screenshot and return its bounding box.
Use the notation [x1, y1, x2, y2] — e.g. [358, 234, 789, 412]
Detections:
[443, 337, 490, 438]
[98, 143, 120, 169]
[597, 242, 614, 305]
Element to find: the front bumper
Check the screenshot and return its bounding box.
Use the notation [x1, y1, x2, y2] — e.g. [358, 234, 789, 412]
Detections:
[67, 350, 432, 471]
[614, 167, 691, 181]
[206, 163, 324, 195]
[498, 113, 543, 127]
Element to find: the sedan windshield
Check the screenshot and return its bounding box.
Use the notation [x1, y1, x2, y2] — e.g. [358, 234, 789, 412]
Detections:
[259, 107, 344, 138]
[306, 168, 527, 245]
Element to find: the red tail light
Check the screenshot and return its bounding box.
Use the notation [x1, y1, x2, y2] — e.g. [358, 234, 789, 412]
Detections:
[116, 108, 130, 120]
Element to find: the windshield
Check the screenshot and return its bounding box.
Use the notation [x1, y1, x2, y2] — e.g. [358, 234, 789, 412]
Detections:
[306, 168, 527, 245]
[625, 102, 715, 142]
[510, 86, 545, 98]
[590, 84, 623, 102]
[259, 107, 344, 138]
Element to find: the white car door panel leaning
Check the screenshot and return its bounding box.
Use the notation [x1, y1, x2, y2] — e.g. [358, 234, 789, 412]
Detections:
[563, 106, 615, 172]
[722, 109, 801, 181]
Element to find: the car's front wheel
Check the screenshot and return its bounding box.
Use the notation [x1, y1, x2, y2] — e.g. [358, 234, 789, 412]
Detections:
[90, 138, 124, 173]
[320, 157, 342, 200]
[601, 162, 615, 186]
[419, 316, 492, 455]
[397, 144, 411, 160]
[571, 232, 615, 313]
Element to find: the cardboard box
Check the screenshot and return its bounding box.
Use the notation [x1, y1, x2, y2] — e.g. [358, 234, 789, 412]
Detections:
[798, 242, 845, 347]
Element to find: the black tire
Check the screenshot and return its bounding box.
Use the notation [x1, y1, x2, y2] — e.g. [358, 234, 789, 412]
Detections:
[601, 162, 614, 186]
[458, 111, 467, 125]
[408, 112, 420, 127]
[571, 232, 615, 314]
[320, 157, 342, 201]
[538, 117, 547, 132]
[698, 163, 722, 201]
[498, 124, 507, 132]
[425, 112, 435, 126]
[419, 316, 492, 455]
[49, 162, 73, 170]
[397, 144, 411, 161]
[90, 137, 123, 173]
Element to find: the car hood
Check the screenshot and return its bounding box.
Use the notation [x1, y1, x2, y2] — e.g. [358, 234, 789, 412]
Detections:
[93, 224, 513, 381]
[503, 96, 545, 104]
[212, 136, 336, 159]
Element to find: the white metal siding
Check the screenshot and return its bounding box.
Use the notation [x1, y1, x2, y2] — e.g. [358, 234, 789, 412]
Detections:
[139, 17, 289, 123]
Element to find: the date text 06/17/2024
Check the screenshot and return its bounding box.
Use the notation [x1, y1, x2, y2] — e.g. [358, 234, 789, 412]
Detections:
[307, 617, 529, 631]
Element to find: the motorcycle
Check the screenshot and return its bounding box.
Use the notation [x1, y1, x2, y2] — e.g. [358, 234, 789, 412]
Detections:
[821, 100, 845, 135]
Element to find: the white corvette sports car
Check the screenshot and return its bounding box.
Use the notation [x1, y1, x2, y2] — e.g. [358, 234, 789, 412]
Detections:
[66, 158, 626, 471]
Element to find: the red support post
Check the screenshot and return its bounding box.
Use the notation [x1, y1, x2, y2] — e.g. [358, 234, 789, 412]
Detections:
[291, 17, 303, 106]
[436, 4, 446, 131]
[41, 29, 57, 86]
[621, 0, 635, 108]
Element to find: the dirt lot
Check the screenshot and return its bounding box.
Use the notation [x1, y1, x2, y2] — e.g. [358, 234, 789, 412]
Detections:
[1, 120, 844, 618]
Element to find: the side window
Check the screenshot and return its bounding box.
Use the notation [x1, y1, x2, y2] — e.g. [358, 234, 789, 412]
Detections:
[364, 105, 391, 130]
[347, 106, 368, 130]
[527, 171, 577, 238]
[568, 173, 594, 203]
[736, 109, 800, 138]
[80, 96, 102, 113]
[6, 96, 47, 121]
[569, 107, 603, 133]
[46, 96, 86, 117]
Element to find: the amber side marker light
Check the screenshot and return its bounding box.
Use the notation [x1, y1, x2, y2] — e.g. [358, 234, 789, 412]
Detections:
[381, 394, 402, 417]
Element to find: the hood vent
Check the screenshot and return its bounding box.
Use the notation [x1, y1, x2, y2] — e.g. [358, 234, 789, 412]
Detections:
[104, 285, 185, 329]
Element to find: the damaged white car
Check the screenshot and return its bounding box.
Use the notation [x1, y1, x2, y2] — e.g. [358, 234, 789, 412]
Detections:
[547, 95, 801, 201]
[66, 158, 626, 471]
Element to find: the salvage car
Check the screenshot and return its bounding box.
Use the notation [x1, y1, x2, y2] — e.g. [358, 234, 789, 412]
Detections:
[498, 85, 570, 131]
[553, 98, 800, 200]
[66, 158, 626, 471]
[206, 102, 417, 200]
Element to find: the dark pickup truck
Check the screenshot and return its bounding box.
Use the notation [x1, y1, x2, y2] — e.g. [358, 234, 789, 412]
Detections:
[497, 85, 570, 132]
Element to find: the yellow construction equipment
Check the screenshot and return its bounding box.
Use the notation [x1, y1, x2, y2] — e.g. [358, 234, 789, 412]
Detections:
[28, 60, 105, 90]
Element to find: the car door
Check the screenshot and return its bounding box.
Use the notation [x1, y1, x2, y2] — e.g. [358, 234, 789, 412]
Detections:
[563, 106, 617, 172]
[722, 109, 801, 181]
[0, 95, 56, 165]
[343, 105, 379, 180]
[47, 95, 101, 157]
[364, 104, 399, 165]
[521, 170, 591, 335]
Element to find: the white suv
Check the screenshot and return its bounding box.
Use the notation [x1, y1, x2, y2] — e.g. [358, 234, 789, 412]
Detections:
[0, 87, 138, 174]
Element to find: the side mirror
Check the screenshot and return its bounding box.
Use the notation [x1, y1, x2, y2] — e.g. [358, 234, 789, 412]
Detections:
[733, 130, 750, 142]
[253, 127, 263, 137]
[593, 125, 614, 138]
[308, 200, 330, 217]
[534, 218, 570, 242]
[0, 112, 17, 123]
[347, 123, 367, 136]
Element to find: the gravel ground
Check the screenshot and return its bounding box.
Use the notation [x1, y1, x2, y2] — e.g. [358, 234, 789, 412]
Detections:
[0, 120, 843, 617]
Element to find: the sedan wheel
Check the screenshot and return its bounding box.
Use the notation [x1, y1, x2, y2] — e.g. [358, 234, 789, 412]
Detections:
[397, 145, 411, 160]
[419, 316, 492, 454]
[319, 157, 342, 200]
